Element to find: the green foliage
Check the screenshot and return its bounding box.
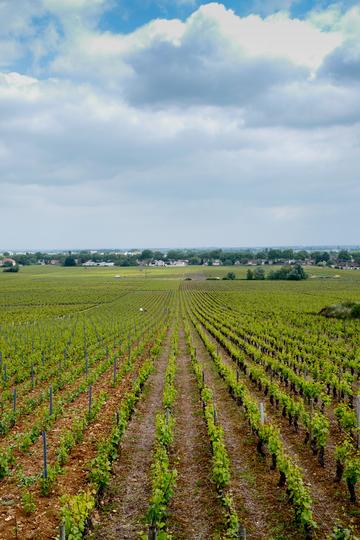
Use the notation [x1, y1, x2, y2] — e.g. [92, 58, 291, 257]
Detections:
[320, 302, 360, 320]
[223, 272, 236, 280]
[21, 489, 36, 515]
[3, 264, 19, 273]
[40, 463, 61, 496]
[268, 264, 308, 281]
[64, 256, 76, 267]
[0, 448, 14, 480]
[60, 491, 95, 540]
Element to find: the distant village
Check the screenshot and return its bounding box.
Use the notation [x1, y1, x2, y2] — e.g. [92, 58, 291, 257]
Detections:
[1, 248, 360, 270]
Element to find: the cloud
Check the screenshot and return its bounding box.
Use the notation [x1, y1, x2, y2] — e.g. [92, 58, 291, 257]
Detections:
[319, 42, 360, 82]
[0, 1, 360, 247]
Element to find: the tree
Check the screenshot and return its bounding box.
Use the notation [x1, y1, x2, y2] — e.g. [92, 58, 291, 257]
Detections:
[247, 269, 254, 280]
[153, 251, 164, 260]
[268, 264, 307, 281]
[254, 267, 265, 280]
[294, 250, 308, 261]
[64, 256, 76, 267]
[139, 249, 154, 261]
[338, 250, 351, 262]
[223, 271, 236, 280]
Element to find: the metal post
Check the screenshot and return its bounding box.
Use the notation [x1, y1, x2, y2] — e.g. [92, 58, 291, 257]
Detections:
[88, 384, 92, 416]
[31, 364, 34, 388]
[309, 398, 314, 439]
[238, 525, 247, 539]
[148, 525, 157, 540]
[356, 396, 360, 448]
[42, 431, 48, 479]
[49, 385, 53, 416]
[59, 523, 66, 540]
[113, 357, 117, 385]
[259, 402, 265, 425]
[85, 353, 88, 378]
[13, 388, 16, 413]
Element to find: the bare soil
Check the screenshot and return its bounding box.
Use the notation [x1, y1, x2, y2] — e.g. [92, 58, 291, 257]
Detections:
[87, 330, 172, 540]
[197, 317, 360, 538]
[189, 321, 302, 540]
[167, 325, 223, 539]
[0, 340, 155, 540]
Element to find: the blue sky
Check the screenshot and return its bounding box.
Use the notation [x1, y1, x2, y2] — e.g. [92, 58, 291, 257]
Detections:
[99, 1, 358, 33]
[0, 0, 359, 249]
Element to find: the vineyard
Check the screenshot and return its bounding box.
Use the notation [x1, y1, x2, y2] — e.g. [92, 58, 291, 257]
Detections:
[0, 265, 360, 539]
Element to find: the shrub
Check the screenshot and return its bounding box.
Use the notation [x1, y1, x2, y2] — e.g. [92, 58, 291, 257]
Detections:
[223, 272, 236, 280]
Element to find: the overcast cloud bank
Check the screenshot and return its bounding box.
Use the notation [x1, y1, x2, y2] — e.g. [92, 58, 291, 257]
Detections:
[0, 0, 359, 248]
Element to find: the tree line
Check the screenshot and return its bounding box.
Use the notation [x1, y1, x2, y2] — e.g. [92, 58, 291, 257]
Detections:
[2, 248, 360, 268]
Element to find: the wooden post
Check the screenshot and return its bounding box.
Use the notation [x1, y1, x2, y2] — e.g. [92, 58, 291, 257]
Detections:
[115, 411, 120, 426]
[88, 384, 92, 416]
[31, 364, 34, 388]
[3, 364, 6, 384]
[113, 357, 117, 385]
[13, 388, 16, 413]
[42, 431, 48, 479]
[309, 397, 314, 438]
[85, 353, 89, 378]
[238, 525, 247, 539]
[213, 403, 218, 424]
[165, 407, 170, 425]
[356, 396, 360, 448]
[148, 525, 157, 540]
[259, 402, 265, 425]
[49, 385, 53, 416]
[202, 370, 205, 387]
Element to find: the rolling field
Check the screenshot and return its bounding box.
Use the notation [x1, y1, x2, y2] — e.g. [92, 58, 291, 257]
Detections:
[0, 266, 360, 539]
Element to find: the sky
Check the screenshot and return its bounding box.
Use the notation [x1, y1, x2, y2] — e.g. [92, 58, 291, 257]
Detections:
[0, 0, 359, 249]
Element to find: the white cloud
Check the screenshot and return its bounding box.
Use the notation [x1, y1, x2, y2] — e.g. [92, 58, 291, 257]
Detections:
[0, 2, 359, 247]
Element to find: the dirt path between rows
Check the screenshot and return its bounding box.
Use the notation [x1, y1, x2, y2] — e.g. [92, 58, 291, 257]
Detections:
[189, 319, 302, 540]
[197, 317, 360, 538]
[167, 325, 223, 539]
[88, 330, 172, 540]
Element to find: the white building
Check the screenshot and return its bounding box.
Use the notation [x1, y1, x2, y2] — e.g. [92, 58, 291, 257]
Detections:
[149, 260, 166, 267]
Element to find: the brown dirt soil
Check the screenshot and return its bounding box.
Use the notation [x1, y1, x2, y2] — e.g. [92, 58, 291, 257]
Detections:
[189, 320, 302, 540]
[0, 339, 156, 540]
[87, 329, 172, 540]
[167, 325, 223, 539]
[0, 341, 125, 454]
[197, 317, 360, 538]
